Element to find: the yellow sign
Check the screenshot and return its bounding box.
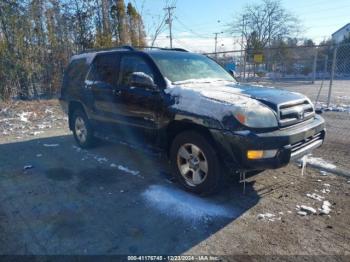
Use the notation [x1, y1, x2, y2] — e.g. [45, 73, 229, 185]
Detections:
[254, 54, 264, 63]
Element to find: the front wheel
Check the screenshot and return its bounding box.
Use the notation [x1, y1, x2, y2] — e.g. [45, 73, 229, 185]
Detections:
[170, 131, 223, 195]
[72, 109, 95, 148]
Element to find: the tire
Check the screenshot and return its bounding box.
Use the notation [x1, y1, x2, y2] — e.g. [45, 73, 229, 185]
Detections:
[170, 131, 223, 195]
[72, 108, 95, 148]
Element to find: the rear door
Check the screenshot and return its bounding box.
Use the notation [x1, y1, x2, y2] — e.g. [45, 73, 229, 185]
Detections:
[84, 53, 120, 123]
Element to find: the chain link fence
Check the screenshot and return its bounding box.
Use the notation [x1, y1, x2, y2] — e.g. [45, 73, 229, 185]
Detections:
[206, 43, 350, 112]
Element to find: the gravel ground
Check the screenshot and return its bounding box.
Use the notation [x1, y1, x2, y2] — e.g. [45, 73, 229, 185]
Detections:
[0, 99, 349, 257]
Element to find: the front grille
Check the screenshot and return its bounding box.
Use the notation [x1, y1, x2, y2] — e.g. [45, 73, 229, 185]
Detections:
[290, 132, 323, 155]
[278, 99, 315, 127]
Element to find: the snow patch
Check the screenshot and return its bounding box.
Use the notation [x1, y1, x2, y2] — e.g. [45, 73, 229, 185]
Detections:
[257, 213, 281, 221]
[319, 201, 332, 215]
[43, 144, 59, 147]
[315, 102, 350, 113]
[23, 165, 34, 170]
[142, 185, 235, 222]
[321, 188, 330, 194]
[300, 155, 336, 170]
[164, 78, 268, 121]
[18, 112, 33, 122]
[306, 193, 324, 201]
[300, 205, 317, 214]
[297, 211, 307, 216]
[117, 165, 140, 177]
[94, 156, 108, 163]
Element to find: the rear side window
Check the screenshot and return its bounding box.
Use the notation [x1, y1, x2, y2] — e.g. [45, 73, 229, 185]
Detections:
[118, 55, 154, 87]
[87, 54, 119, 85]
[64, 58, 88, 86]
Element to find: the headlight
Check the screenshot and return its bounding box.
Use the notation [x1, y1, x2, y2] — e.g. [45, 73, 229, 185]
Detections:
[233, 101, 278, 128]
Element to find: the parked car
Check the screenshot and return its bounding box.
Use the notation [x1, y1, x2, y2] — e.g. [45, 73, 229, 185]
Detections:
[60, 46, 326, 195]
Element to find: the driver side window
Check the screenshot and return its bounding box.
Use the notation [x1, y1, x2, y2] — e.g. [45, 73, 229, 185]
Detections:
[119, 55, 154, 87]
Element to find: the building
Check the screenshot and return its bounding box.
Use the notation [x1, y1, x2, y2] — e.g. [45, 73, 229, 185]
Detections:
[332, 23, 350, 44]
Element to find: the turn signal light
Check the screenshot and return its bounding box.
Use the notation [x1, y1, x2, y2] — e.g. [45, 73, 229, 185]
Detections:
[247, 150, 277, 160]
[247, 150, 264, 159]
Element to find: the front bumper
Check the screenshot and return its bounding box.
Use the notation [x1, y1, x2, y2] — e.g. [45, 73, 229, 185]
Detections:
[211, 115, 325, 171]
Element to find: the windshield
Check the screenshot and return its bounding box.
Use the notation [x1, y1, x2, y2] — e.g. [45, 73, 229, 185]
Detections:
[149, 52, 235, 84]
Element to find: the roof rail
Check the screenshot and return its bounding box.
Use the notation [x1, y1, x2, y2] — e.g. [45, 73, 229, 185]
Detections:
[134, 46, 190, 52]
[166, 48, 190, 52]
[78, 45, 136, 54]
[120, 45, 136, 51]
[77, 45, 190, 55]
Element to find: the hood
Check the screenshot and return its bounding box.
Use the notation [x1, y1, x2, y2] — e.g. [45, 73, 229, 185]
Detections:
[165, 80, 311, 124]
[235, 83, 306, 110]
[167, 79, 307, 110]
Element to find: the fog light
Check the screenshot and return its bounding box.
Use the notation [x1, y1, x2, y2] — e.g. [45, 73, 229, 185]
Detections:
[247, 150, 277, 159]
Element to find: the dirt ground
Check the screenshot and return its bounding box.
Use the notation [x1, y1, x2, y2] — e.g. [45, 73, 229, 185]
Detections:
[0, 98, 349, 257]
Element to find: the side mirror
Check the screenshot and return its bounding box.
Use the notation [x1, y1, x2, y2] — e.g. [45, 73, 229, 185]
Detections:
[228, 69, 238, 81]
[130, 72, 156, 89]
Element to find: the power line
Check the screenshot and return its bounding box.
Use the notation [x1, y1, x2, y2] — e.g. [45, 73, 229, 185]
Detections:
[174, 17, 213, 38]
[214, 32, 224, 58]
[164, 6, 176, 48]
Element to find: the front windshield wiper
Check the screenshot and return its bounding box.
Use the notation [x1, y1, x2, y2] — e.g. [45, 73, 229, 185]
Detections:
[173, 78, 236, 85]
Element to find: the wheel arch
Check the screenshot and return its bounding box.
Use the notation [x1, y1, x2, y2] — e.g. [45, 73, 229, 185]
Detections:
[68, 101, 86, 130]
[165, 120, 217, 156]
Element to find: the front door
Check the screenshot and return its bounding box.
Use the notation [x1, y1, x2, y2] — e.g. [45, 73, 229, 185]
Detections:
[115, 53, 163, 145]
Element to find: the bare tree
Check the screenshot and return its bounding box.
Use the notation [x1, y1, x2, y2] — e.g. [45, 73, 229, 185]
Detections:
[230, 0, 301, 50]
[149, 14, 167, 47]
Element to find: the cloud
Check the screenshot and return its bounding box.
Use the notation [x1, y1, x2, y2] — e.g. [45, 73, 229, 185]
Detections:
[147, 33, 241, 53]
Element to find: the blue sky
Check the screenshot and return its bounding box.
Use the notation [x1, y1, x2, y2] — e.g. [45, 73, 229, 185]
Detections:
[133, 0, 350, 52]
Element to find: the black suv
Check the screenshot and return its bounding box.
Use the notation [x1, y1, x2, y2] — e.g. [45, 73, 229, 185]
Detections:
[60, 46, 325, 195]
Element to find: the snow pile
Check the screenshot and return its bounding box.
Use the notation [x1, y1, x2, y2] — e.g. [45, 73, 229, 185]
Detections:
[315, 102, 350, 113]
[257, 213, 281, 222]
[306, 193, 324, 201]
[18, 112, 34, 122]
[300, 205, 317, 214]
[297, 200, 332, 216]
[300, 155, 336, 171]
[321, 188, 330, 194]
[319, 201, 332, 215]
[164, 78, 264, 120]
[142, 185, 236, 222]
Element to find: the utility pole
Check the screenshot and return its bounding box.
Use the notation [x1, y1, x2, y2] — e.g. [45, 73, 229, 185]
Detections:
[241, 15, 247, 81]
[164, 6, 176, 48]
[327, 46, 338, 107]
[214, 32, 223, 60]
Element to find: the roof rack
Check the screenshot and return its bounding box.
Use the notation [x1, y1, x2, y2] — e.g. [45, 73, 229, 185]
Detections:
[134, 46, 190, 52]
[77, 45, 189, 55]
[78, 45, 136, 54]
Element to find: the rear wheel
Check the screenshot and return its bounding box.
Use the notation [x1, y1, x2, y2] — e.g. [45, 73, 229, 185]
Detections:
[170, 131, 223, 195]
[72, 109, 95, 148]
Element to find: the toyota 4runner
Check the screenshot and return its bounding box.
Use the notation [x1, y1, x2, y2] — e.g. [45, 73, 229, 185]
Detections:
[60, 46, 326, 195]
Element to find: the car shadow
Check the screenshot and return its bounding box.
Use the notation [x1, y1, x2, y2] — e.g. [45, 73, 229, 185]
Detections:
[0, 134, 260, 255]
